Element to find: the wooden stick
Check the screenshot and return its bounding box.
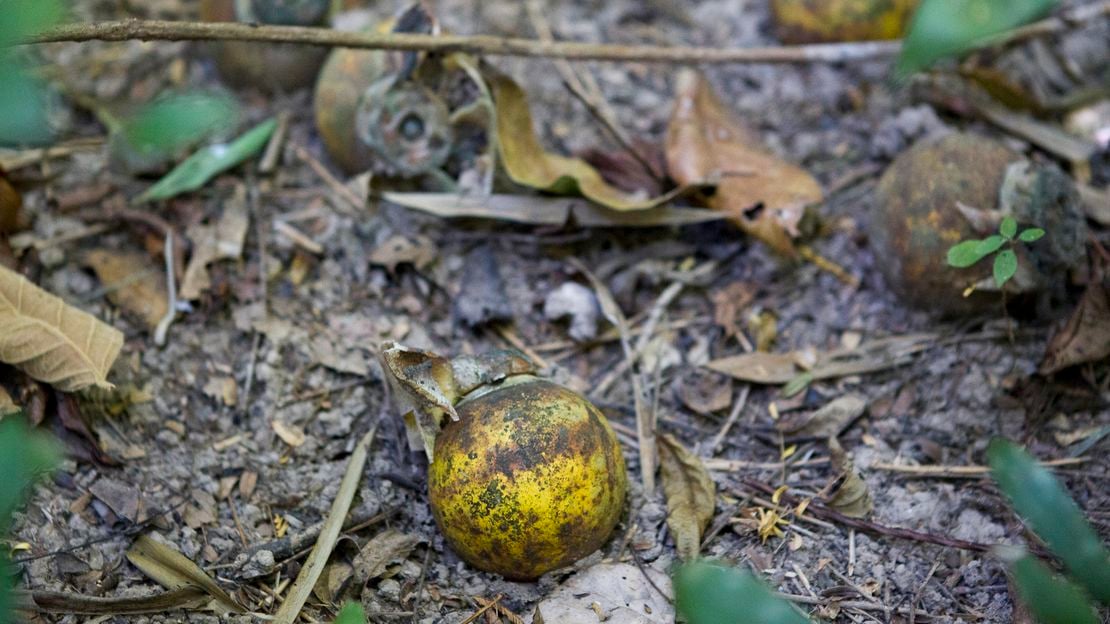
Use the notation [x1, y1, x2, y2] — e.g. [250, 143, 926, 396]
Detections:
[27, 19, 899, 64]
[872, 457, 1089, 478]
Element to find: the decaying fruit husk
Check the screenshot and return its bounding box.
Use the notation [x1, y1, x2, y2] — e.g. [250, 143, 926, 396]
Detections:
[771, 0, 917, 44]
[199, 0, 331, 92]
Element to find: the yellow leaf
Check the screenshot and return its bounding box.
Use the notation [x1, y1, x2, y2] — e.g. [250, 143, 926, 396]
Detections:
[772, 485, 789, 504]
[781, 444, 798, 460]
[490, 73, 686, 211]
[658, 433, 716, 560]
[756, 508, 789, 543]
[126, 534, 244, 614]
[665, 70, 823, 256]
[0, 265, 123, 391]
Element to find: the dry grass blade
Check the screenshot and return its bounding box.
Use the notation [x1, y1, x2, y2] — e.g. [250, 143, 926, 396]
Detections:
[658, 433, 716, 560]
[126, 534, 244, 614]
[273, 424, 378, 624]
[0, 265, 123, 391]
[15, 587, 208, 615]
[571, 258, 656, 491]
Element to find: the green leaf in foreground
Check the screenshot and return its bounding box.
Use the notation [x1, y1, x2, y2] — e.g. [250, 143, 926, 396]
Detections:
[999, 216, 1017, 239]
[0, 0, 65, 46]
[111, 92, 240, 172]
[0, 414, 61, 624]
[974, 234, 1005, 257]
[993, 249, 1017, 287]
[947, 240, 990, 268]
[1019, 228, 1045, 243]
[0, 61, 61, 148]
[136, 117, 277, 203]
[988, 439, 1110, 604]
[675, 561, 811, 624]
[896, 0, 1057, 77]
[333, 602, 366, 624]
[998, 547, 1098, 624]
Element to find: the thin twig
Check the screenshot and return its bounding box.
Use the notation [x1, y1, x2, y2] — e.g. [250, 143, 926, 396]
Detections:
[708, 384, 749, 455]
[872, 456, 1088, 478]
[460, 595, 504, 624]
[291, 143, 364, 215]
[153, 229, 176, 346]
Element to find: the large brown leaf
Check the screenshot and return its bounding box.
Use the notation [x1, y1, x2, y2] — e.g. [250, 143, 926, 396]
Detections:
[658, 433, 715, 560]
[665, 70, 822, 256]
[0, 265, 123, 391]
[490, 73, 687, 211]
[1040, 276, 1110, 374]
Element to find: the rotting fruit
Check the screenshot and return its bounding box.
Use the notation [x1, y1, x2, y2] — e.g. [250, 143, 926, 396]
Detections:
[199, 0, 332, 92]
[771, 0, 917, 44]
[870, 132, 1087, 314]
[382, 345, 628, 581]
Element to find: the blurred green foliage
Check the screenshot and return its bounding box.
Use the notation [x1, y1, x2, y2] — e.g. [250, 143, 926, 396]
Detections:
[109, 92, 241, 173]
[333, 602, 367, 624]
[675, 561, 811, 624]
[136, 117, 277, 202]
[988, 439, 1110, 606]
[999, 547, 1098, 624]
[0, 415, 62, 624]
[0, 0, 66, 147]
[897, 0, 1057, 77]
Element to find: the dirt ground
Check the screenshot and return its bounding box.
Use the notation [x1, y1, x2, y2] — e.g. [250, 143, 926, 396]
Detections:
[6, 0, 1110, 622]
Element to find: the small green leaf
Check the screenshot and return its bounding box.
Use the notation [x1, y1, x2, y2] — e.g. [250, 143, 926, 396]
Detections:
[136, 118, 277, 203]
[782, 372, 813, 398]
[947, 240, 990, 268]
[111, 92, 240, 173]
[0, 415, 61, 533]
[974, 234, 1005, 256]
[333, 603, 366, 624]
[989, 439, 1110, 604]
[675, 561, 812, 624]
[897, 0, 1057, 77]
[1019, 228, 1045, 243]
[998, 547, 1098, 624]
[0, 62, 60, 147]
[993, 249, 1017, 287]
[999, 216, 1017, 239]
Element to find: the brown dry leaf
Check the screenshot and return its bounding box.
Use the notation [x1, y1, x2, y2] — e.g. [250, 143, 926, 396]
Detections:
[490, 73, 688, 211]
[381, 342, 460, 460]
[0, 265, 123, 391]
[369, 235, 437, 273]
[349, 529, 421, 588]
[0, 173, 22, 233]
[676, 370, 733, 415]
[705, 333, 935, 385]
[658, 433, 715, 560]
[778, 395, 867, 439]
[826, 438, 872, 518]
[83, 249, 168, 330]
[383, 192, 723, 227]
[1040, 276, 1110, 374]
[126, 534, 244, 614]
[179, 185, 249, 300]
[665, 70, 823, 256]
[710, 281, 757, 340]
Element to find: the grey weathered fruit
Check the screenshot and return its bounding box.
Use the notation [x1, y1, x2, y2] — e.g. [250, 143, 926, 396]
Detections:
[871, 132, 1086, 314]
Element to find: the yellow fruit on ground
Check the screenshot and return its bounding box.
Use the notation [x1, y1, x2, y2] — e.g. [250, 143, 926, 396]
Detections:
[427, 376, 627, 581]
[771, 0, 917, 44]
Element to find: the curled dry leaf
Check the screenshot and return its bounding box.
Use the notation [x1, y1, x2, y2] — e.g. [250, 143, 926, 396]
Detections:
[490, 73, 688, 211]
[826, 438, 872, 518]
[126, 534, 244, 614]
[368, 234, 437, 273]
[778, 395, 867, 439]
[658, 433, 716, 560]
[272, 420, 306, 447]
[0, 265, 123, 391]
[1040, 276, 1110, 375]
[83, 249, 168, 330]
[665, 70, 823, 256]
[349, 528, 421, 588]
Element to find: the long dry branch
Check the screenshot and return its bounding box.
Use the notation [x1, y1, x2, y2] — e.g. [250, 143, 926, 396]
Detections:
[23, 1, 1107, 64]
[26, 19, 900, 64]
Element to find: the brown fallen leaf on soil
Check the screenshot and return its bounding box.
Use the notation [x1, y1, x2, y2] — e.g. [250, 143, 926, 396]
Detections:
[778, 395, 867, 439]
[368, 234, 437, 273]
[710, 280, 757, 341]
[180, 185, 249, 300]
[1040, 274, 1110, 374]
[126, 534, 244, 614]
[490, 73, 688, 211]
[0, 265, 123, 391]
[658, 433, 715, 560]
[580, 139, 668, 198]
[0, 172, 22, 233]
[665, 70, 823, 256]
[349, 528, 422, 588]
[83, 249, 168, 330]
